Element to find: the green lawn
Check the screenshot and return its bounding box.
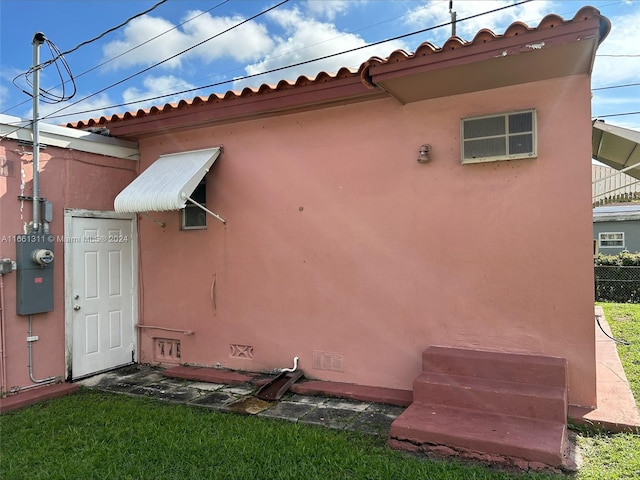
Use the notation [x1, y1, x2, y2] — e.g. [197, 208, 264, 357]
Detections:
[0, 303, 638, 480]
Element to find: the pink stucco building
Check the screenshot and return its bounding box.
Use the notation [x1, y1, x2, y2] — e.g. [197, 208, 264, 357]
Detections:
[1, 5, 612, 469]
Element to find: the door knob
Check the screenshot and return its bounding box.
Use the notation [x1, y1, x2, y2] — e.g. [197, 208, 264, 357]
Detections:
[74, 305, 81, 311]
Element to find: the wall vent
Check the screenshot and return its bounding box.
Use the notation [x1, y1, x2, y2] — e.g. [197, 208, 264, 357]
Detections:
[229, 344, 254, 359]
[154, 338, 181, 363]
[312, 351, 344, 372]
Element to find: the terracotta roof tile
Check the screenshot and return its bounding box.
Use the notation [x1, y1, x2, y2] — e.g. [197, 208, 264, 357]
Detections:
[66, 6, 608, 130]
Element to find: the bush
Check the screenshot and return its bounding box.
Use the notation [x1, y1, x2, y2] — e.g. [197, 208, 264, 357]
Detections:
[594, 252, 640, 303]
[594, 251, 640, 266]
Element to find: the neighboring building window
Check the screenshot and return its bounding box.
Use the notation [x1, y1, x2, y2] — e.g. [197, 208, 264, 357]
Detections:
[599, 232, 624, 248]
[181, 179, 207, 230]
[461, 109, 536, 164]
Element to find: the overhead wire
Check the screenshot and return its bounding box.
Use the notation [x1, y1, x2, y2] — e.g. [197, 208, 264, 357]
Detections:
[13, 38, 77, 104]
[1, 0, 230, 116]
[40, 0, 169, 69]
[42, 0, 535, 122]
[593, 82, 640, 91]
[39, 0, 292, 122]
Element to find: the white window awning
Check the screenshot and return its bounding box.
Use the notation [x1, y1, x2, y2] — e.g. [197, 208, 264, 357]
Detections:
[114, 147, 225, 222]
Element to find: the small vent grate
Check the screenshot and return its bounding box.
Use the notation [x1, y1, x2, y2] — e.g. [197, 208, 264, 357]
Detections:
[154, 338, 181, 363]
[312, 351, 344, 372]
[229, 344, 254, 359]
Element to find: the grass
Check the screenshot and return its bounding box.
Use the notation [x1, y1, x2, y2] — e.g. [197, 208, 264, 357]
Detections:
[0, 303, 638, 479]
[0, 390, 558, 480]
[575, 302, 640, 480]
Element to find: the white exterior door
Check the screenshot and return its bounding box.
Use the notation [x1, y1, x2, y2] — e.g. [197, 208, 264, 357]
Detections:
[66, 212, 137, 379]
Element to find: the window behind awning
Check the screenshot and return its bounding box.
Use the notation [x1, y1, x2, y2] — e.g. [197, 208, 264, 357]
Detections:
[114, 147, 221, 213]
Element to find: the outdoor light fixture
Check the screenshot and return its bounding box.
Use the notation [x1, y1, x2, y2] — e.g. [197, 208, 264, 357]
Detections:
[417, 144, 431, 163]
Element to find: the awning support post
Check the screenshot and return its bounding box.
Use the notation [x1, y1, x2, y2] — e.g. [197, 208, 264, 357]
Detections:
[186, 197, 226, 224]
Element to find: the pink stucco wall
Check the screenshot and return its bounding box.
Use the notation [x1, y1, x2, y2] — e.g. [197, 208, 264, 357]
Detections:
[135, 75, 596, 407]
[0, 144, 136, 391]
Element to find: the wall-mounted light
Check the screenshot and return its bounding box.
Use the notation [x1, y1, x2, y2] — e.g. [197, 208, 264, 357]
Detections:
[417, 144, 431, 163]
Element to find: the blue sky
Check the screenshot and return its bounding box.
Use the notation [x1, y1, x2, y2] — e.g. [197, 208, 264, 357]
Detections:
[1, 0, 638, 129]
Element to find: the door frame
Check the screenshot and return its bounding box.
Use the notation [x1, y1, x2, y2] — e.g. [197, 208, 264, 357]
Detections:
[64, 209, 138, 380]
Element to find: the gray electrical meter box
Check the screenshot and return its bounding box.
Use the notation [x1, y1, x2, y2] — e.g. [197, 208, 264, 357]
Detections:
[16, 234, 55, 315]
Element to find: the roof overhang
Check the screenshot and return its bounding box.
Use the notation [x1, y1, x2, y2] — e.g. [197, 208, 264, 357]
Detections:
[114, 147, 221, 214]
[66, 7, 610, 141]
[592, 122, 640, 181]
[0, 114, 138, 160]
[367, 12, 608, 104]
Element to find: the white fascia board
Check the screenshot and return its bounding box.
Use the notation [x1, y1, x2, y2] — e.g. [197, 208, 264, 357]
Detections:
[0, 114, 138, 161]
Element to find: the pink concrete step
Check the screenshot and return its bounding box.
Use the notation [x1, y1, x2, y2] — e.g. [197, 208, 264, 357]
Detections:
[389, 402, 568, 467]
[390, 346, 570, 469]
[423, 346, 567, 388]
[0, 383, 79, 413]
[163, 365, 256, 385]
[412, 372, 567, 422]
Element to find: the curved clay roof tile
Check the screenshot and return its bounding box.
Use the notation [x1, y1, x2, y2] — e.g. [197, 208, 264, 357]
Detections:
[64, 7, 610, 130]
[442, 37, 466, 51]
[503, 22, 530, 37]
[537, 13, 564, 30]
[387, 49, 411, 63]
[413, 42, 439, 56]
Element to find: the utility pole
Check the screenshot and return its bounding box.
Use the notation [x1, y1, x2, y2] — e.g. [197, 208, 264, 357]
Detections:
[31, 32, 46, 234]
[449, 1, 457, 37]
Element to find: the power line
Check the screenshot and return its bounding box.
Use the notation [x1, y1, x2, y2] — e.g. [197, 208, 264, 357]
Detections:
[41, 0, 292, 122]
[593, 82, 640, 91]
[45, 0, 535, 122]
[596, 111, 640, 118]
[41, 0, 169, 69]
[1, 0, 231, 116]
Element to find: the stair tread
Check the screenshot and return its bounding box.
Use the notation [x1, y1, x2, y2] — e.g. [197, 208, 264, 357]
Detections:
[390, 402, 566, 465]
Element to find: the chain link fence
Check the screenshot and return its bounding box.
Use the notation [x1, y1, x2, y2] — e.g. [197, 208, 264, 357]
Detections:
[594, 266, 640, 303]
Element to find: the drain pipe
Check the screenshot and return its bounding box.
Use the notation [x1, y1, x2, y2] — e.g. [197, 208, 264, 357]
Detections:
[27, 315, 56, 385]
[280, 356, 299, 373]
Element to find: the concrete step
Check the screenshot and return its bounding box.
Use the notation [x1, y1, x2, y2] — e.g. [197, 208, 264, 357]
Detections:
[412, 372, 567, 422]
[422, 346, 567, 388]
[389, 402, 568, 467]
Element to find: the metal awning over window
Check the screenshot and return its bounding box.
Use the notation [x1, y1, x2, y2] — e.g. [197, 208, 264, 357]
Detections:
[114, 147, 225, 223]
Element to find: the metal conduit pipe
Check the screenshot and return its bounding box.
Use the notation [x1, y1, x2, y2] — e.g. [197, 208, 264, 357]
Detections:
[0, 276, 7, 393]
[27, 315, 56, 385]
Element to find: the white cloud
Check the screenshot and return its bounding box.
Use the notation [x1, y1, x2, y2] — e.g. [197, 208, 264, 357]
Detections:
[121, 75, 197, 110]
[405, 0, 557, 44]
[234, 7, 407, 89]
[304, 0, 354, 21]
[101, 11, 274, 71]
[0, 84, 10, 114]
[101, 15, 186, 70]
[592, 9, 640, 87]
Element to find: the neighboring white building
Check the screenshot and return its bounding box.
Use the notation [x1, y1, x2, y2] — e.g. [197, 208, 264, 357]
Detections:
[593, 164, 640, 206]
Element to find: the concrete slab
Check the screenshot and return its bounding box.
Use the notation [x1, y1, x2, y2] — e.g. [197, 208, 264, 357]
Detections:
[299, 405, 360, 429]
[568, 307, 640, 432]
[258, 401, 317, 422]
[347, 405, 405, 436]
[164, 365, 256, 385]
[189, 391, 238, 409]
